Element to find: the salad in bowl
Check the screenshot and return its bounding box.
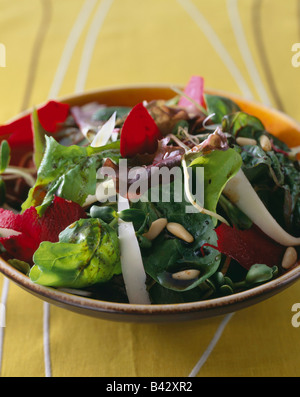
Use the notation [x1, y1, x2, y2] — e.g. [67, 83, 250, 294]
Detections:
[0, 75, 299, 313]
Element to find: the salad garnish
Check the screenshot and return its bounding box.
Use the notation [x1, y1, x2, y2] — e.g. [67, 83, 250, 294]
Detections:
[0, 75, 299, 305]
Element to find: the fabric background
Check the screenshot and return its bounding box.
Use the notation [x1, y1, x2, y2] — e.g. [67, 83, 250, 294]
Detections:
[0, 0, 300, 377]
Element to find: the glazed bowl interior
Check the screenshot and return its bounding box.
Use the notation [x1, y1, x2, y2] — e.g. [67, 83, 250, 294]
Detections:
[1, 84, 300, 323]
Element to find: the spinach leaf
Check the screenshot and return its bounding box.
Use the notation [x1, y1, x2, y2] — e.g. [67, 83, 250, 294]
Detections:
[218, 194, 252, 230]
[136, 180, 221, 292]
[30, 218, 121, 288]
[22, 136, 120, 214]
[92, 106, 131, 122]
[148, 279, 214, 304]
[240, 143, 300, 235]
[222, 111, 265, 138]
[222, 111, 290, 152]
[204, 94, 240, 124]
[239, 144, 276, 183]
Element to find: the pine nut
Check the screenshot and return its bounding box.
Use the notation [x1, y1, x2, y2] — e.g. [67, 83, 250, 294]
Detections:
[236, 137, 257, 146]
[259, 134, 272, 152]
[143, 218, 167, 240]
[172, 269, 200, 280]
[282, 246, 298, 269]
[166, 222, 194, 243]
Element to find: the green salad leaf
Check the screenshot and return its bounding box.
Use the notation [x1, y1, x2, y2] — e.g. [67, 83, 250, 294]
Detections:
[29, 218, 121, 288]
[204, 94, 241, 124]
[187, 148, 243, 217]
[222, 111, 265, 138]
[22, 136, 121, 214]
[31, 108, 47, 169]
[92, 106, 131, 122]
[222, 111, 290, 152]
[0, 140, 10, 205]
[0, 140, 10, 173]
[218, 194, 252, 230]
[134, 179, 221, 293]
[240, 144, 300, 235]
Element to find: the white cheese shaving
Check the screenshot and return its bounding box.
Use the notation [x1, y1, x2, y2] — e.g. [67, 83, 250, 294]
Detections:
[223, 169, 300, 246]
[90, 111, 116, 147]
[117, 194, 151, 304]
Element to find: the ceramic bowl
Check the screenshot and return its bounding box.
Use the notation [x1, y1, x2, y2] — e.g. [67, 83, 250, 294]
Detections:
[1, 84, 300, 323]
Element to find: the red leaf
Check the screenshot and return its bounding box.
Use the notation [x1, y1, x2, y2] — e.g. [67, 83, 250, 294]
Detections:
[215, 223, 285, 270]
[178, 75, 206, 109]
[120, 103, 162, 158]
[0, 100, 70, 148]
[0, 196, 86, 264]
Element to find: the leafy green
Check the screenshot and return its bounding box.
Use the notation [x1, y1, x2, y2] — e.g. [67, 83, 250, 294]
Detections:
[204, 94, 241, 124]
[148, 280, 213, 304]
[90, 205, 116, 223]
[31, 108, 47, 168]
[92, 106, 131, 122]
[131, 147, 242, 295]
[30, 218, 121, 288]
[148, 263, 279, 304]
[8, 259, 31, 275]
[221, 110, 300, 235]
[135, 180, 221, 292]
[240, 144, 300, 235]
[218, 194, 252, 230]
[0, 140, 10, 205]
[21, 136, 121, 214]
[187, 148, 243, 216]
[222, 111, 265, 138]
[222, 111, 290, 152]
[0, 140, 10, 173]
[244, 264, 278, 285]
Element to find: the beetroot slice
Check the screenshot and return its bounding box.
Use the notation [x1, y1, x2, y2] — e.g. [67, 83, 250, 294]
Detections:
[215, 223, 285, 269]
[0, 100, 70, 148]
[0, 196, 86, 264]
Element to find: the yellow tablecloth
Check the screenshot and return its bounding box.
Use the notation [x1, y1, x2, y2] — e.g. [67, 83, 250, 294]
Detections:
[1, 0, 300, 378]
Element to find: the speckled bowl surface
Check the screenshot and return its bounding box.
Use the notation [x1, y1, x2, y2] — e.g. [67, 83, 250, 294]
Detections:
[1, 85, 300, 323]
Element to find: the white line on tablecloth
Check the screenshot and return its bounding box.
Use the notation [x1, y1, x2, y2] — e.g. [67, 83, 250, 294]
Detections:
[176, 0, 255, 100]
[43, 0, 100, 377]
[188, 312, 235, 377]
[43, 302, 52, 377]
[226, 0, 272, 106]
[75, 0, 114, 93]
[48, 0, 98, 100]
[0, 277, 10, 376]
[42, 0, 115, 377]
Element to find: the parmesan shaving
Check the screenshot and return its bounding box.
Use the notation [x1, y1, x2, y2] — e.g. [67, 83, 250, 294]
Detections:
[223, 169, 300, 246]
[90, 111, 116, 147]
[117, 194, 151, 304]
